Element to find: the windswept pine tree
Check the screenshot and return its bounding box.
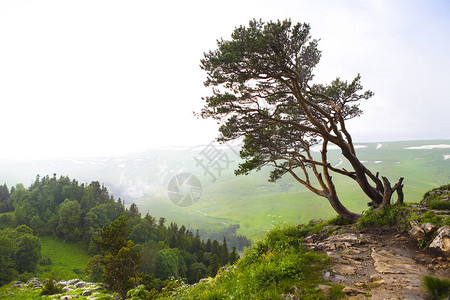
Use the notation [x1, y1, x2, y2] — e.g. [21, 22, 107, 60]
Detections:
[199, 19, 404, 220]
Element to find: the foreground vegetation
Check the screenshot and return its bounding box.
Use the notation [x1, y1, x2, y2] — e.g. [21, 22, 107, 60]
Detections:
[160, 224, 343, 299]
[0, 222, 344, 300]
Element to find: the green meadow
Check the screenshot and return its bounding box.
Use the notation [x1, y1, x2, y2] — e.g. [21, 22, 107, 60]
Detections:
[38, 236, 91, 280]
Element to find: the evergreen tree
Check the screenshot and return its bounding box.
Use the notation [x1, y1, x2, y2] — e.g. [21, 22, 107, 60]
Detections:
[199, 19, 404, 220]
[86, 214, 140, 299]
[229, 247, 239, 264]
[220, 237, 229, 265]
[208, 254, 220, 277]
[128, 203, 141, 219]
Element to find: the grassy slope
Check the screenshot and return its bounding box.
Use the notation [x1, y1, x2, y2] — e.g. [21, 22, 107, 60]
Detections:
[39, 236, 91, 280]
[0, 236, 92, 298]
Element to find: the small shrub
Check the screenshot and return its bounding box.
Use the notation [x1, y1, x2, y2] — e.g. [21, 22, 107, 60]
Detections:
[407, 211, 450, 228]
[127, 284, 151, 300]
[16, 272, 33, 283]
[297, 220, 327, 237]
[72, 268, 83, 276]
[444, 217, 450, 226]
[424, 196, 450, 210]
[41, 277, 63, 295]
[422, 275, 450, 299]
[420, 212, 443, 225]
[417, 233, 435, 250]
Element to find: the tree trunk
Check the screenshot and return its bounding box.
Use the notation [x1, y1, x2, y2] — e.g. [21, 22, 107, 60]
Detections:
[336, 142, 407, 209]
[395, 183, 404, 205]
[326, 192, 362, 222]
[338, 146, 384, 205]
[380, 177, 404, 209]
[380, 177, 393, 209]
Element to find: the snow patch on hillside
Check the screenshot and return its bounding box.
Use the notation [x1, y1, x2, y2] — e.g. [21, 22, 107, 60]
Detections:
[405, 144, 450, 150]
[311, 144, 367, 152]
[334, 158, 343, 167]
[376, 143, 383, 149]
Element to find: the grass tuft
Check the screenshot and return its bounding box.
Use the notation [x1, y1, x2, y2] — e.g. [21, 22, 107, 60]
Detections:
[422, 275, 450, 300]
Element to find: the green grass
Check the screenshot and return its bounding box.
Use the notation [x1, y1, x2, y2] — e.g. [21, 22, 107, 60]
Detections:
[0, 285, 43, 300]
[38, 236, 91, 280]
[422, 275, 450, 300]
[357, 205, 409, 228]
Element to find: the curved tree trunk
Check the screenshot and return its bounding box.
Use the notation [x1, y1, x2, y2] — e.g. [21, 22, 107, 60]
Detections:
[326, 192, 362, 222]
[335, 141, 405, 208]
[338, 144, 384, 205]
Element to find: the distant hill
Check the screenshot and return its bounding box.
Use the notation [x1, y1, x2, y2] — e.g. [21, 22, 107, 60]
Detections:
[1, 139, 449, 239]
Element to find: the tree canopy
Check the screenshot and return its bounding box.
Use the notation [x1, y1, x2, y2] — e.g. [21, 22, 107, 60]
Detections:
[200, 19, 404, 220]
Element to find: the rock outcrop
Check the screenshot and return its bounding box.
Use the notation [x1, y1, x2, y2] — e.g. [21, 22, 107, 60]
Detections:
[305, 225, 449, 299]
[421, 187, 450, 209]
[9, 278, 112, 299]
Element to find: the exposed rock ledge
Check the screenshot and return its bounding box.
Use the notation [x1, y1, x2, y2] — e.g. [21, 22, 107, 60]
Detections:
[306, 227, 449, 299]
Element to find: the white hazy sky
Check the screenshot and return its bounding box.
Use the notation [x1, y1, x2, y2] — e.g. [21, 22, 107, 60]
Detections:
[1, 0, 449, 160]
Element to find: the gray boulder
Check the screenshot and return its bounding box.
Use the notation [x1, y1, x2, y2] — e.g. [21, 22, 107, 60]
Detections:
[26, 278, 41, 288]
[429, 226, 450, 255]
[12, 281, 26, 287]
[67, 279, 80, 285]
[75, 281, 86, 288]
[409, 221, 425, 242]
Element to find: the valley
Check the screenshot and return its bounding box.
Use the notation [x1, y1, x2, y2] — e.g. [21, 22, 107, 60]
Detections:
[1, 139, 449, 239]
